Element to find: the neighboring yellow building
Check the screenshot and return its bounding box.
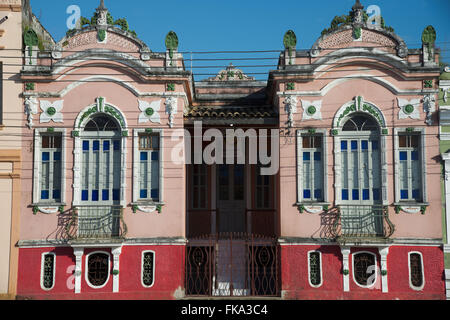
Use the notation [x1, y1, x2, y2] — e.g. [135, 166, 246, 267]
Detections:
[0, 0, 22, 299]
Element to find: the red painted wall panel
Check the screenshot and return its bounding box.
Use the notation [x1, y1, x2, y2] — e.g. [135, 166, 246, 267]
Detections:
[281, 245, 445, 300]
[17, 245, 185, 300]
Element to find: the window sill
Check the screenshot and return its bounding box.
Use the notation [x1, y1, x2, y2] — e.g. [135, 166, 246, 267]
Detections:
[393, 202, 429, 214]
[131, 202, 165, 214]
[32, 203, 66, 214]
[296, 202, 330, 214]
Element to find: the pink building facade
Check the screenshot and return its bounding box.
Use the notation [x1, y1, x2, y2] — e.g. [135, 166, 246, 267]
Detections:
[15, 1, 445, 299]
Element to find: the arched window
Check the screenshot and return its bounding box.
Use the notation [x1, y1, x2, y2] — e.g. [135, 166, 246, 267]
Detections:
[142, 251, 155, 287]
[342, 114, 378, 132]
[86, 252, 110, 288]
[353, 252, 377, 287]
[409, 252, 424, 290]
[308, 251, 322, 287]
[41, 252, 55, 290]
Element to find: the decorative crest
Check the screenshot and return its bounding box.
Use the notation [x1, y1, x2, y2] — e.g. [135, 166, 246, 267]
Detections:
[205, 63, 255, 81]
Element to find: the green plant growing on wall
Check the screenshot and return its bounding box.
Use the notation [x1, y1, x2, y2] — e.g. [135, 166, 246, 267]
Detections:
[114, 18, 129, 32]
[321, 10, 394, 36]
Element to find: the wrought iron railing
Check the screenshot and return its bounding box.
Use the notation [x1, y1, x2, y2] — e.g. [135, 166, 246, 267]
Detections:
[186, 232, 280, 297]
[66, 206, 127, 240]
[332, 205, 395, 240]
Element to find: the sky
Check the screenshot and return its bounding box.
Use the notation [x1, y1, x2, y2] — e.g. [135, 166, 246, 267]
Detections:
[29, 0, 450, 81]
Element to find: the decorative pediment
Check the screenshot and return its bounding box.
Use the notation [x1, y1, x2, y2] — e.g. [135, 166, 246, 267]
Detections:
[205, 63, 255, 82]
[311, 1, 407, 58]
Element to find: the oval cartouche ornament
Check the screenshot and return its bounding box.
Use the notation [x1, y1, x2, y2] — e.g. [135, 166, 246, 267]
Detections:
[283, 30, 297, 49]
[165, 31, 179, 50]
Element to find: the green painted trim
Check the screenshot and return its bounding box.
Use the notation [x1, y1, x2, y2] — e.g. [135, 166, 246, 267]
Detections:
[97, 29, 106, 42]
[445, 253, 450, 269]
[79, 106, 98, 127]
[337, 104, 356, 127]
[104, 105, 126, 128]
[25, 83, 35, 91]
[424, 80, 433, 88]
[307, 106, 317, 116]
[286, 83, 295, 91]
[46, 107, 56, 116]
[353, 27, 361, 40]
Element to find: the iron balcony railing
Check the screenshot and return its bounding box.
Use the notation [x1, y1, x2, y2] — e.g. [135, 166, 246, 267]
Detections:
[332, 205, 395, 241]
[66, 206, 127, 240]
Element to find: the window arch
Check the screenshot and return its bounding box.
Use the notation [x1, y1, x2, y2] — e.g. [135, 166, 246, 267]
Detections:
[342, 114, 379, 132]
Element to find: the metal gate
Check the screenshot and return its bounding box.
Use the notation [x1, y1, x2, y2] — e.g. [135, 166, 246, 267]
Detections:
[185, 233, 280, 297]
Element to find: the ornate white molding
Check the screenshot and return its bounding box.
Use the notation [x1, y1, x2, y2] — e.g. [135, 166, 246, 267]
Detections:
[423, 94, 436, 126]
[40, 100, 64, 123]
[303, 206, 323, 214]
[397, 206, 422, 214]
[24, 96, 38, 128]
[35, 206, 60, 214]
[397, 98, 420, 120]
[301, 100, 322, 121]
[138, 100, 161, 124]
[284, 95, 298, 128]
[165, 97, 178, 128]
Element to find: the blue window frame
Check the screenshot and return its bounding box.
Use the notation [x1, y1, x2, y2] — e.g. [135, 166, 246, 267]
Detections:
[301, 135, 324, 202]
[40, 134, 62, 203]
[398, 133, 422, 202]
[138, 133, 161, 202]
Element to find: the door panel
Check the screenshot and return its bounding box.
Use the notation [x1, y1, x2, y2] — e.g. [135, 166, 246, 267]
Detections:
[217, 165, 246, 234]
[81, 138, 121, 205]
[340, 136, 383, 236]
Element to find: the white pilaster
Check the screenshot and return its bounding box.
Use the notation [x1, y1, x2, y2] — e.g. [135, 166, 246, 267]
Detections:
[379, 246, 389, 293]
[73, 247, 84, 294]
[341, 247, 350, 292]
[112, 246, 122, 293]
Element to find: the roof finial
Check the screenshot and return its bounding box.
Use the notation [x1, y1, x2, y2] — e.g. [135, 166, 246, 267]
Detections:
[352, 0, 364, 25]
[97, 0, 106, 10]
[96, 0, 108, 26]
[352, 0, 364, 10]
